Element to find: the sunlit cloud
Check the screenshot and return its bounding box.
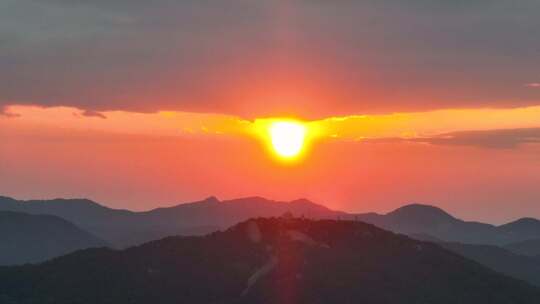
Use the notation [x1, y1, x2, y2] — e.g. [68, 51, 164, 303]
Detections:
[3, 105, 540, 151]
[362, 128, 540, 149]
[0, 106, 20, 118]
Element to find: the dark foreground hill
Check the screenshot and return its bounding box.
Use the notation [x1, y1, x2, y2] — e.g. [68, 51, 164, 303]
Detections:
[0, 211, 106, 265]
[1, 218, 538, 304]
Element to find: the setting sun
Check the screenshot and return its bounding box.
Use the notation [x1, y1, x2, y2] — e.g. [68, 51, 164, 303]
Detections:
[268, 121, 307, 159]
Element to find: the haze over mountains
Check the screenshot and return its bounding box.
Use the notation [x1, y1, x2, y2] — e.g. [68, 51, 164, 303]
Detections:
[0, 211, 106, 265]
[505, 239, 540, 257]
[439, 242, 540, 287]
[2, 195, 539, 248]
[0, 196, 344, 247]
[2, 194, 540, 288]
[357, 204, 540, 246]
[1, 218, 538, 304]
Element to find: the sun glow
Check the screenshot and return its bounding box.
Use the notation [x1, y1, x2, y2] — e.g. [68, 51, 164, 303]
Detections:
[268, 121, 307, 159]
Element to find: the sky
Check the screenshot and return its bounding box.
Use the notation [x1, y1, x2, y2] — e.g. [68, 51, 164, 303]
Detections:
[1, 0, 540, 224]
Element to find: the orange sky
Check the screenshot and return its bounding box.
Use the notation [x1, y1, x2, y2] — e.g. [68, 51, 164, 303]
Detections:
[2, 105, 540, 224]
[3, 1, 540, 226]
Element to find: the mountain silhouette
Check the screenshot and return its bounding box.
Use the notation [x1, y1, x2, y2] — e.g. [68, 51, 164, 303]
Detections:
[0, 196, 343, 247]
[505, 239, 540, 256]
[361, 204, 461, 232]
[2, 195, 540, 247]
[352, 204, 540, 287]
[0, 211, 106, 265]
[4, 193, 540, 283]
[439, 242, 540, 287]
[0, 218, 538, 304]
[356, 204, 540, 245]
[499, 218, 540, 241]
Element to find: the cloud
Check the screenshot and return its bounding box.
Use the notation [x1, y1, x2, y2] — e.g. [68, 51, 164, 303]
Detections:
[364, 128, 540, 149]
[1, 0, 540, 117]
[525, 83, 540, 88]
[80, 110, 106, 119]
[0, 106, 20, 118]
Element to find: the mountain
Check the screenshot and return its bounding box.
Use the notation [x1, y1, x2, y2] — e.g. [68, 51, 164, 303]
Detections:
[0, 196, 140, 247]
[356, 204, 503, 244]
[407, 233, 444, 243]
[356, 204, 540, 245]
[0, 196, 343, 247]
[505, 239, 540, 256]
[0, 218, 538, 304]
[0, 211, 106, 265]
[134, 201, 540, 247]
[439, 242, 540, 287]
[404, 234, 540, 287]
[3, 195, 540, 248]
[352, 205, 540, 288]
[499, 218, 540, 241]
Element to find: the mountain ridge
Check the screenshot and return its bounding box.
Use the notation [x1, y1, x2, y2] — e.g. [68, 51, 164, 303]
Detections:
[1, 217, 538, 304]
[0, 195, 344, 247]
[3, 195, 540, 288]
[0, 211, 107, 265]
[2, 195, 540, 247]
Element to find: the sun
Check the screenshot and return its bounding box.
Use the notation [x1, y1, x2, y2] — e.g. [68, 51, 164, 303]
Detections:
[268, 121, 307, 159]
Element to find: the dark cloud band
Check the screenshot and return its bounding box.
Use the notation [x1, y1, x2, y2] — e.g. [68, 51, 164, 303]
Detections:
[1, 0, 540, 117]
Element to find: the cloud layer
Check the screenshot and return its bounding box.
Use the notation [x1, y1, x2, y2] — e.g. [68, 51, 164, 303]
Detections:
[1, 0, 540, 117]
[366, 128, 540, 149]
[417, 128, 540, 149]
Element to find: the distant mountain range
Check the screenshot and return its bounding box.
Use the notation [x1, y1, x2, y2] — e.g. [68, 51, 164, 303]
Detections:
[2, 194, 540, 288]
[2, 195, 539, 248]
[504, 239, 540, 256]
[356, 204, 540, 246]
[0, 196, 344, 247]
[1, 218, 538, 304]
[439, 242, 540, 287]
[0, 211, 106, 265]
